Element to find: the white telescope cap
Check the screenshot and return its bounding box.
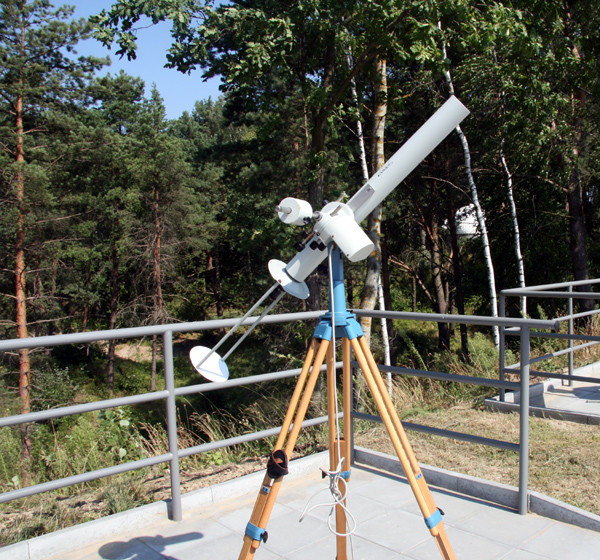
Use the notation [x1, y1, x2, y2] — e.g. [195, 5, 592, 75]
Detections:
[190, 345, 229, 382]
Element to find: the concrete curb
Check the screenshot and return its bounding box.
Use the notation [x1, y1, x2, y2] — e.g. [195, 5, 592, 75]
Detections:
[0, 451, 329, 560]
[353, 446, 600, 533]
[485, 397, 600, 425]
[485, 361, 600, 425]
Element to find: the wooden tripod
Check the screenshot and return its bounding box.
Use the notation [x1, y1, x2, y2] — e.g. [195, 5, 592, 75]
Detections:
[239, 250, 455, 560]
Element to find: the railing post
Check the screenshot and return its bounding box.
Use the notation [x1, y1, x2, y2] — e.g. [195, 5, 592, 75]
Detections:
[499, 293, 506, 402]
[568, 284, 574, 387]
[163, 329, 182, 521]
[518, 326, 530, 515]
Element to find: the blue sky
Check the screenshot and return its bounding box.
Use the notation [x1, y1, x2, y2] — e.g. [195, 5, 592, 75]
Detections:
[69, 1, 224, 119]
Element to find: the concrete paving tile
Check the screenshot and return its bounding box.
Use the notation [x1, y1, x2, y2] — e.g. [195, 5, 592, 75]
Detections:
[256, 508, 327, 556]
[287, 533, 411, 559]
[354, 508, 431, 553]
[499, 549, 552, 559]
[136, 513, 231, 546]
[135, 533, 205, 559]
[79, 538, 165, 560]
[162, 532, 283, 560]
[521, 522, 600, 559]
[347, 534, 413, 559]
[208, 500, 294, 536]
[344, 493, 398, 525]
[139, 527, 220, 553]
[395, 486, 484, 526]
[405, 526, 512, 560]
[453, 506, 554, 548]
[350, 470, 415, 507]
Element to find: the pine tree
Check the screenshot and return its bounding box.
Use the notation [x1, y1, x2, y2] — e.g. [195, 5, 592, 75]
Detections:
[0, 0, 104, 471]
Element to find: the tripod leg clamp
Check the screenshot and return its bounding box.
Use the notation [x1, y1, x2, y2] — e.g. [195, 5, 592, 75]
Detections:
[424, 508, 444, 529]
[267, 449, 289, 479]
[245, 522, 268, 543]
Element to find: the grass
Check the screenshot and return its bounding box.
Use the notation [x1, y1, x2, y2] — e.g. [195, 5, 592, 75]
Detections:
[355, 406, 600, 515]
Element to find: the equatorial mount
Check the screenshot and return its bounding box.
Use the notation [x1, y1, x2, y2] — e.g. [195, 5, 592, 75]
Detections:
[190, 96, 469, 384]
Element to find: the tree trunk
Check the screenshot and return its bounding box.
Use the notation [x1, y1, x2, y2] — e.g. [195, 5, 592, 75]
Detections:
[428, 205, 450, 351]
[360, 56, 387, 346]
[500, 142, 527, 316]
[151, 335, 158, 392]
[15, 20, 32, 475]
[563, 8, 593, 319]
[305, 42, 337, 317]
[380, 235, 396, 365]
[150, 185, 163, 391]
[492, 47, 527, 316]
[207, 251, 224, 318]
[567, 164, 593, 315]
[106, 235, 119, 392]
[439, 21, 499, 346]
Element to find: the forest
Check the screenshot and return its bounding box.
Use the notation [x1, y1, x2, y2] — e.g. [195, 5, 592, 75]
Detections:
[1, 0, 600, 537]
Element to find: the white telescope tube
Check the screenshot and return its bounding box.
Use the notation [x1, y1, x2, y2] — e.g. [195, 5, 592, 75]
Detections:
[348, 95, 469, 224]
[270, 95, 469, 295]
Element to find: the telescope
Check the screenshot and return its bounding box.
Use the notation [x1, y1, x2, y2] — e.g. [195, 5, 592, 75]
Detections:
[191, 96, 470, 381]
[269, 95, 469, 299]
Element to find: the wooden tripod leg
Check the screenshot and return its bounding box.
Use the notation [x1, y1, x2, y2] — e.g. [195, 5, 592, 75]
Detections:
[357, 336, 454, 559]
[238, 338, 330, 560]
[326, 341, 348, 560]
[350, 337, 456, 560]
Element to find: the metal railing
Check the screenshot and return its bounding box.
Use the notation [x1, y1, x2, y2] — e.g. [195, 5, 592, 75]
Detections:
[500, 279, 600, 400]
[0, 308, 561, 523]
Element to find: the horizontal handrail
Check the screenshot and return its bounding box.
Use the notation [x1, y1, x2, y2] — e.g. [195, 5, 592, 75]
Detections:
[376, 363, 520, 391]
[0, 390, 170, 428]
[353, 411, 519, 452]
[501, 278, 600, 295]
[353, 308, 559, 330]
[0, 310, 325, 352]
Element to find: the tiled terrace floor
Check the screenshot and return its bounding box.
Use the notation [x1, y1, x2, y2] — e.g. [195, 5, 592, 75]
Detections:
[6, 450, 595, 560]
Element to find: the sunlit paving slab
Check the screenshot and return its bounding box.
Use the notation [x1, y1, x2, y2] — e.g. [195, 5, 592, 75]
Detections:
[5, 450, 600, 560]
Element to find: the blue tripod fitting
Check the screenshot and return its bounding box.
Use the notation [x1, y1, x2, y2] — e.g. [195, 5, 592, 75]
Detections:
[313, 248, 364, 342]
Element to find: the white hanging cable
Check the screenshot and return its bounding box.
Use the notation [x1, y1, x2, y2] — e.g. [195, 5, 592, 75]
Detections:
[298, 247, 357, 549]
[299, 458, 357, 539]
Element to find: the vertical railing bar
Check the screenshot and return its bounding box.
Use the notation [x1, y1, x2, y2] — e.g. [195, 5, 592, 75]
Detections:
[499, 293, 506, 402]
[568, 285, 574, 387]
[163, 329, 182, 521]
[518, 326, 530, 515]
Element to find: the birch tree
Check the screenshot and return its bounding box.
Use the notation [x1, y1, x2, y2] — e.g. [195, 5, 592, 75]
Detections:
[438, 20, 499, 346]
